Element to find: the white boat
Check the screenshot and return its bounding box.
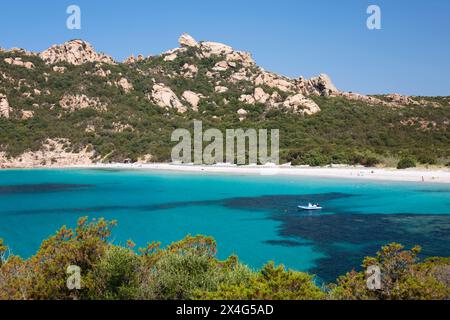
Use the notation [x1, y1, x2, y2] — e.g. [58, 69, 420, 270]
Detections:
[298, 203, 323, 211]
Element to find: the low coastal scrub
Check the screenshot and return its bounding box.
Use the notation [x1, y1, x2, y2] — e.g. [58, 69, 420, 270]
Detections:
[397, 157, 417, 169]
[0, 218, 449, 300]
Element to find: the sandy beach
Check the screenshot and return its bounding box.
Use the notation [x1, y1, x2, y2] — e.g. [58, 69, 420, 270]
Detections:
[55, 163, 450, 184]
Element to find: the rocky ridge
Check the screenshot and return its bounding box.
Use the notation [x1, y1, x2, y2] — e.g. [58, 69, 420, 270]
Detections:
[1, 33, 444, 168]
[2, 33, 419, 115]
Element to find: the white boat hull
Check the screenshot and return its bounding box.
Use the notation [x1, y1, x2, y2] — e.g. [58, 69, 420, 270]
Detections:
[298, 206, 322, 211]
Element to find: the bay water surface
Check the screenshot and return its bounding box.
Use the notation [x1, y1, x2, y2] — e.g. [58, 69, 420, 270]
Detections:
[0, 169, 449, 282]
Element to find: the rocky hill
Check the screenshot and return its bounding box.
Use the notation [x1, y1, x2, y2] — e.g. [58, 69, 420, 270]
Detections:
[0, 34, 449, 168]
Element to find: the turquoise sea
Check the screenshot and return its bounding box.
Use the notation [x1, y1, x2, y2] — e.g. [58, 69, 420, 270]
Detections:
[0, 169, 449, 282]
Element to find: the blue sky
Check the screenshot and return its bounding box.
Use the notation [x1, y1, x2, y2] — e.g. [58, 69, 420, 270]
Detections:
[1, 0, 449, 96]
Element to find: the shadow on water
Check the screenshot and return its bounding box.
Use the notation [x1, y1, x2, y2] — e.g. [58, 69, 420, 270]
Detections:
[2, 192, 351, 216]
[0, 184, 93, 195]
[219, 193, 450, 282]
[272, 212, 450, 282]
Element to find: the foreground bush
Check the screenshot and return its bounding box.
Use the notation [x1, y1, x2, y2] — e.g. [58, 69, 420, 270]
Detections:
[196, 262, 325, 300]
[1, 218, 449, 300]
[329, 243, 450, 300]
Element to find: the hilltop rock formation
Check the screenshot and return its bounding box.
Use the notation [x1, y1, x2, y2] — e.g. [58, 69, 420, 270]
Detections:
[297, 74, 339, 97]
[176, 33, 256, 67]
[0, 94, 11, 118]
[2, 34, 433, 118]
[179, 33, 198, 47]
[200, 41, 255, 67]
[123, 54, 144, 64]
[384, 93, 419, 105]
[40, 40, 115, 65]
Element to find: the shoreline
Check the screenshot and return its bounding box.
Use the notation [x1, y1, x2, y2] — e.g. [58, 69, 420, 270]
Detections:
[4, 163, 449, 184]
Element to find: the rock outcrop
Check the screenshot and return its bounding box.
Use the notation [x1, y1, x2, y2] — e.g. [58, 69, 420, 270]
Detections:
[0, 94, 11, 118]
[52, 66, 66, 73]
[213, 60, 230, 72]
[195, 38, 254, 66]
[236, 84, 320, 115]
[59, 94, 106, 112]
[280, 94, 321, 115]
[179, 33, 198, 47]
[384, 93, 419, 105]
[239, 94, 255, 105]
[4, 57, 35, 69]
[21, 110, 34, 120]
[40, 40, 115, 65]
[181, 63, 198, 78]
[200, 42, 234, 58]
[149, 84, 186, 113]
[124, 54, 144, 64]
[3, 47, 34, 56]
[182, 91, 202, 111]
[215, 86, 229, 93]
[163, 52, 178, 62]
[117, 77, 133, 93]
[298, 74, 339, 96]
[237, 108, 248, 121]
[254, 87, 270, 104]
[255, 72, 294, 93]
[0, 139, 95, 168]
[112, 122, 134, 133]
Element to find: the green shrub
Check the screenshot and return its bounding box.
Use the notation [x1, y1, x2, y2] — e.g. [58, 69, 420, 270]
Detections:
[89, 246, 141, 300]
[329, 243, 450, 300]
[196, 262, 325, 300]
[397, 157, 417, 169]
[138, 251, 252, 300]
[417, 154, 437, 165]
[365, 157, 380, 167]
[350, 154, 380, 167]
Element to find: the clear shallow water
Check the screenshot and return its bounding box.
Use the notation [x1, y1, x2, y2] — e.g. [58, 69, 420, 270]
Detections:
[0, 169, 449, 282]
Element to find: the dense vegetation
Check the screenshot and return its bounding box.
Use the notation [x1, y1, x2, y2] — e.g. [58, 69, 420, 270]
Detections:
[1, 218, 449, 300]
[1, 48, 449, 167]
